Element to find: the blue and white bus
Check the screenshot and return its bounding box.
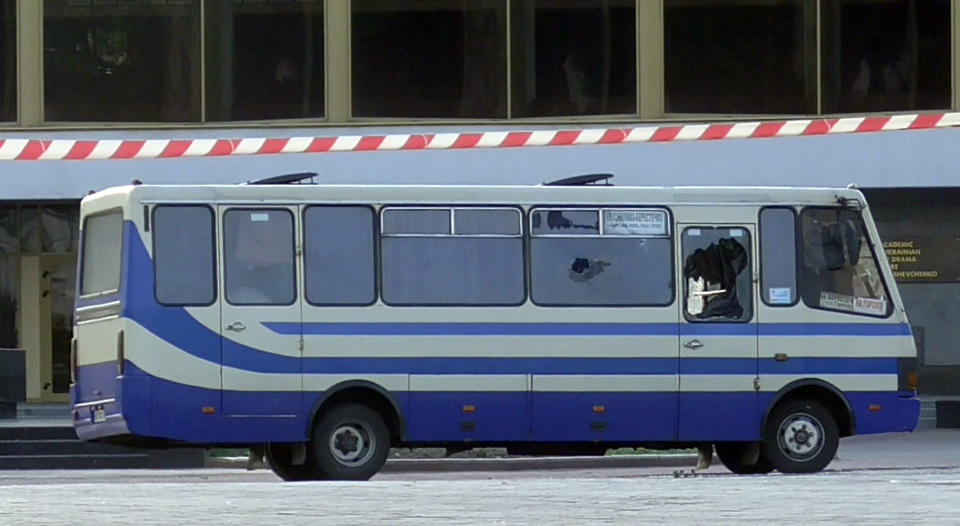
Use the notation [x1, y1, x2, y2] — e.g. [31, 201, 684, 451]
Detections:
[71, 179, 920, 480]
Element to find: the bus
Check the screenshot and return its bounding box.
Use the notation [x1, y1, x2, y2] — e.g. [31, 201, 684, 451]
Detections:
[71, 179, 920, 480]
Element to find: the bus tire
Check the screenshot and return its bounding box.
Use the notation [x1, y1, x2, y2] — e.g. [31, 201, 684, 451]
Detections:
[715, 442, 773, 475]
[762, 399, 839, 474]
[265, 443, 316, 482]
[311, 403, 389, 481]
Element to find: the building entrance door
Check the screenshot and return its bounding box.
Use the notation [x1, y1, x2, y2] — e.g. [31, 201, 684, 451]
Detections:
[21, 254, 76, 402]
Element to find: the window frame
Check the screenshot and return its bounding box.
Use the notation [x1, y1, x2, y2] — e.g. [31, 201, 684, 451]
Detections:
[759, 206, 800, 308]
[222, 207, 298, 307]
[151, 204, 217, 307]
[528, 205, 675, 308]
[680, 225, 754, 323]
[798, 205, 894, 319]
[78, 208, 124, 299]
[302, 204, 378, 307]
[379, 205, 527, 307]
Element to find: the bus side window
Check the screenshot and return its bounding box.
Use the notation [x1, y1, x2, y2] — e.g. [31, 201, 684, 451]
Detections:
[759, 207, 797, 306]
[224, 209, 296, 305]
[682, 227, 751, 321]
[303, 206, 376, 305]
[153, 205, 216, 305]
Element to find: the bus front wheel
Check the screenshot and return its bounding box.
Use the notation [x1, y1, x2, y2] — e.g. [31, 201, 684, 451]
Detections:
[311, 403, 390, 481]
[762, 399, 839, 474]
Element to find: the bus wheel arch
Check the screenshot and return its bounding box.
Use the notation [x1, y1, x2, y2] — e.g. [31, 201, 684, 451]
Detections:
[763, 379, 855, 439]
[310, 381, 404, 446]
[761, 380, 852, 474]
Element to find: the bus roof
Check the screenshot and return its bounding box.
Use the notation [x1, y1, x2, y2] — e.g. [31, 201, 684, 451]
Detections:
[81, 183, 866, 211]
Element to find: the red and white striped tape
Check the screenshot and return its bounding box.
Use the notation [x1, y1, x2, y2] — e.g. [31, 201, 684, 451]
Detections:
[2, 112, 958, 161]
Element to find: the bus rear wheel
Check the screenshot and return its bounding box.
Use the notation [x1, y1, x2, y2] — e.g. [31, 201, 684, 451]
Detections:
[311, 403, 389, 481]
[715, 442, 773, 474]
[762, 399, 839, 474]
[265, 443, 317, 481]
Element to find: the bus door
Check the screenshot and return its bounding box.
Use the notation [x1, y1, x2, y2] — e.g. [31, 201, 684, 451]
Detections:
[677, 224, 759, 441]
[218, 205, 302, 417]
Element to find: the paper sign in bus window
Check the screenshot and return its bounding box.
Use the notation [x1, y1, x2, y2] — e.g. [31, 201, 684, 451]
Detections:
[769, 287, 792, 304]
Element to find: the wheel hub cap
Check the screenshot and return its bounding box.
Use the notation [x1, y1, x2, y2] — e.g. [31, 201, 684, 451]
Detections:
[329, 423, 375, 466]
[778, 413, 824, 461]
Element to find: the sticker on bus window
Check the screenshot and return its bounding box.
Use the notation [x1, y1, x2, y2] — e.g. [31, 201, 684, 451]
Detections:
[819, 292, 855, 312]
[602, 210, 668, 236]
[853, 297, 887, 316]
[730, 229, 744, 237]
[251, 213, 270, 222]
[768, 287, 792, 304]
[687, 228, 701, 236]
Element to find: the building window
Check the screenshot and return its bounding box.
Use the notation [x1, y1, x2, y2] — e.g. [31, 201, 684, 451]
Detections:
[352, 0, 507, 118]
[665, 0, 815, 114]
[511, 0, 635, 118]
[153, 206, 216, 306]
[529, 208, 673, 306]
[0, 1, 14, 122]
[821, 0, 951, 114]
[43, 0, 200, 122]
[303, 206, 376, 306]
[205, 1, 324, 121]
[380, 207, 524, 306]
[0, 206, 17, 348]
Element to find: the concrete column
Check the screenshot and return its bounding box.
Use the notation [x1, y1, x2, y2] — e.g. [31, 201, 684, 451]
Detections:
[17, 0, 43, 126]
[638, 0, 664, 119]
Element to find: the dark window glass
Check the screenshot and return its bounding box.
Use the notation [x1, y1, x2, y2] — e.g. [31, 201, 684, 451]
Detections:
[665, 0, 815, 114]
[531, 237, 672, 306]
[799, 208, 890, 317]
[224, 209, 295, 305]
[760, 208, 797, 306]
[0, 206, 17, 347]
[80, 212, 123, 296]
[304, 206, 375, 305]
[205, 1, 324, 121]
[682, 227, 752, 322]
[43, 0, 200, 122]
[381, 206, 523, 305]
[511, 0, 635, 117]
[454, 209, 521, 236]
[0, 206, 15, 254]
[0, 1, 15, 121]
[821, 0, 950, 113]
[153, 206, 215, 306]
[41, 204, 79, 254]
[18, 207, 40, 254]
[382, 209, 450, 235]
[531, 210, 599, 235]
[352, 0, 506, 118]
[382, 237, 524, 305]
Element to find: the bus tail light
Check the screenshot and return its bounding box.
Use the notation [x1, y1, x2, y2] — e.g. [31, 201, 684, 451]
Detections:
[117, 330, 125, 375]
[898, 357, 917, 393]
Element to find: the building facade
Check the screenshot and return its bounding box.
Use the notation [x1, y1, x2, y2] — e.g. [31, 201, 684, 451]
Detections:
[1, 0, 958, 403]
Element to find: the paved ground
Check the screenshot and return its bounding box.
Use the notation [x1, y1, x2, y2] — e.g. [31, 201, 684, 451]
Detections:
[0, 429, 958, 525]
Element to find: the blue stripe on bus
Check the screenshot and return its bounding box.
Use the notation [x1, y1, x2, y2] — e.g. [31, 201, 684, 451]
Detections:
[266, 321, 911, 337]
[278, 322, 679, 336]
